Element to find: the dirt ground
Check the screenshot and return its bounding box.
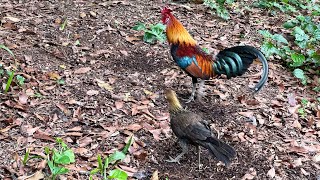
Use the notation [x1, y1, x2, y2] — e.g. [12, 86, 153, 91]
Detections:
[0, 0, 319, 179]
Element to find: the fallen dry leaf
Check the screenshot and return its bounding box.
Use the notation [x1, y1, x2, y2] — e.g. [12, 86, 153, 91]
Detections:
[86, 90, 99, 96]
[124, 123, 143, 131]
[292, 120, 302, 130]
[238, 111, 254, 118]
[267, 167, 275, 178]
[115, 101, 124, 109]
[74, 67, 91, 74]
[23, 170, 44, 180]
[150, 170, 159, 180]
[96, 79, 113, 91]
[19, 92, 28, 104]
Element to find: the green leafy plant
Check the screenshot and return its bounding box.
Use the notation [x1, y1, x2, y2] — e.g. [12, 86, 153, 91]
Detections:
[45, 138, 75, 179]
[22, 149, 44, 166]
[21, 138, 75, 179]
[0, 44, 16, 93]
[16, 75, 25, 86]
[59, 18, 68, 31]
[133, 22, 166, 44]
[254, 0, 320, 14]
[57, 79, 65, 85]
[204, 0, 234, 20]
[90, 136, 133, 180]
[259, 15, 320, 86]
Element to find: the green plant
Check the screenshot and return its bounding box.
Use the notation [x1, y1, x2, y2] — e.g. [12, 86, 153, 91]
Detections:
[259, 15, 320, 86]
[16, 75, 25, 86]
[22, 149, 44, 166]
[298, 98, 309, 118]
[5, 69, 15, 93]
[90, 136, 133, 180]
[22, 149, 30, 166]
[59, 18, 67, 31]
[45, 138, 75, 179]
[21, 138, 75, 179]
[0, 44, 15, 93]
[57, 79, 65, 85]
[255, 0, 320, 14]
[204, 0, 234, 20]
[133, 22, 166, 44]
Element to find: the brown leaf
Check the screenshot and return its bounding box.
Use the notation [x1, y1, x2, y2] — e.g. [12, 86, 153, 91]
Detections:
[73, 147, 88, 155]
[313, 153, 320, 162]
[33, 131, 55, 142]
[237, 132, 246, 142]
[125, 36, 140, 44]
[149, 129, 162, 141]
[150, 170, 159, 180]
[288, 93, 297, 106]
[267, 167, 275, 178]
[78, 137, 93, 147]
[293, 158, 302, 167]
[25, 170, 45, 180]
[133, 149, 147, 161]
[120, 50, 128, 56]
[86, 90, 99, 96]
[56, 103, 71, 116]
[292, 120, 302, 130]
[0, 125, 16, 133]
[237, 94, 246, 104]
[74, 67, 91, 74]
[4, 16, 20, 22]
[48, 72, 61, 80]
[19, 92, 28, 104]
[288, 105, 300, 114]
[238, 111, 254, 118]
[246, 99, 260, 106]
[125, 123, 143, 131]
[68, 126, 82, 131]
[115, 101, 124, 109]
[26, 126, 41, 136]
[271, 100, 282, 107]
[96, 79, 113, 91]
[289, 146, 308, 154]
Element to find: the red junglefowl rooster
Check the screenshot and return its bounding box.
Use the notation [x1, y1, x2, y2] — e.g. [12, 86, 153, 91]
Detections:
[161, 7, 269, 102]
[165, 89, 236, 165]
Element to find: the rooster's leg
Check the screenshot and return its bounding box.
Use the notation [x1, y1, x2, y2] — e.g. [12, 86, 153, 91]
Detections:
[197, 80, 205, 102]
[166, 139, 188, 164]
[186, 77, 197, 103]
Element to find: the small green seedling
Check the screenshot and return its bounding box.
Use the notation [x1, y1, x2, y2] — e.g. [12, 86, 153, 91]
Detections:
[133, 22, 166, 44]
[0, 44, 15, 93]
[204, 0, 234, 20]
[16, 75, 25, 86]
[60, 18, 68, 31]
[90, 136, 133, 180]
[57, 79, 65, 85]
[45, 138, 75, 180]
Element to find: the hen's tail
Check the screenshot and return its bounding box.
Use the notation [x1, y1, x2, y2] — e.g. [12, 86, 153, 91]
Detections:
[199, 136, 236, 166]
[213, 45, 269, 92]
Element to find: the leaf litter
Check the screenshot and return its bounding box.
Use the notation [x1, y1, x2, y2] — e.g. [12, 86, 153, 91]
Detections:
[0, 0, 319, 179]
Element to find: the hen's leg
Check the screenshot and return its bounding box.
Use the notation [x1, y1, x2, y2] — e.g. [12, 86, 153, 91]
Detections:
[166, 139, 188, 164]
[186, 77, 197, 103]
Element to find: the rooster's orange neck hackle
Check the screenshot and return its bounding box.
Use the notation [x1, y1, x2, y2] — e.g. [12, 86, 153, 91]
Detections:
[165, 89, 183, 113]
[161, 7, 196, 46]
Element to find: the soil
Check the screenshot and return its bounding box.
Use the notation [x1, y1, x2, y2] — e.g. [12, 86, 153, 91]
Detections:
[0, 0, 319, 180]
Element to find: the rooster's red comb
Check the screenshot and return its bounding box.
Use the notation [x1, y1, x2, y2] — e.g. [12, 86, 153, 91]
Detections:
[161, 7, 172, 15]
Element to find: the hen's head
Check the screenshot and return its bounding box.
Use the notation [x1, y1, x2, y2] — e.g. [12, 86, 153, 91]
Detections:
[161, 7, 172, 24]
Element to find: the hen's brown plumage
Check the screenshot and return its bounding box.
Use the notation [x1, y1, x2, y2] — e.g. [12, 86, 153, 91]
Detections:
[165, 89, 236, 165]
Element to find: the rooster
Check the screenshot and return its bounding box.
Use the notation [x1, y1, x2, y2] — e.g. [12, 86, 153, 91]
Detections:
[161, 7, 269, 102]
[165, 89, 236, 165]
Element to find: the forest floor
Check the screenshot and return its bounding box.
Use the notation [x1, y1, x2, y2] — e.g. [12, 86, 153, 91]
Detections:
[0, 0, 319, 179]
